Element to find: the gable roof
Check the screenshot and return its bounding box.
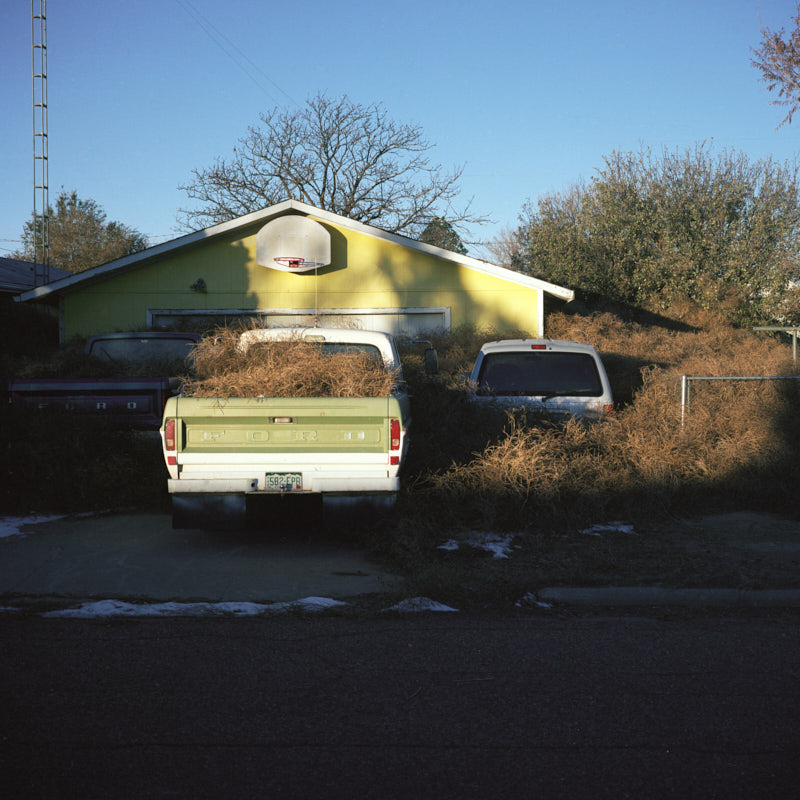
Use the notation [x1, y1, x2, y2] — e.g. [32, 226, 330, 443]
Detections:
[0, 257, 70, 295]
[16, 199, 574, 303]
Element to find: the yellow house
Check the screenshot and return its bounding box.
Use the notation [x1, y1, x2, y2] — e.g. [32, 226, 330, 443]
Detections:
[18, 199, 573, 341]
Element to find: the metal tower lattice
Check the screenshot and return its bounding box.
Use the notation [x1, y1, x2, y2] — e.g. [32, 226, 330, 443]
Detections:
[32, 0, 50, 284]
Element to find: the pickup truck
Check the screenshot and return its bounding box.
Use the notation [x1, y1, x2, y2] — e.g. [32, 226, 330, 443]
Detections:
[8, 331, 201, 430]
[161, 327, 435, 529]
[467, 338, 614, 420]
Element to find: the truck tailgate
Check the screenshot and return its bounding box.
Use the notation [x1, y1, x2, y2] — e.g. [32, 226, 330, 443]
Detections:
[172, 396, 398, 454]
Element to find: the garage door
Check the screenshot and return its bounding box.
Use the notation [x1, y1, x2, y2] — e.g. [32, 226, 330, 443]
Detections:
[149, 307, 450, 336]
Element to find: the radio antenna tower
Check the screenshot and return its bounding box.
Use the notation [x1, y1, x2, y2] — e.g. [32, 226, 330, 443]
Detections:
[32, 0, 50, 285]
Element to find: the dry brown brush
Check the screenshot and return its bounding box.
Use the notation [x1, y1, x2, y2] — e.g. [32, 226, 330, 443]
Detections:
[181, 325, 398, 398]
[400, 312, 800, 533]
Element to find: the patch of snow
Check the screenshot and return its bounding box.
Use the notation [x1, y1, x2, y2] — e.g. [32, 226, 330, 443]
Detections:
[477, 534, 519, 558]
[267, 596, 348, 613]
[384, 597, 459, 613]
[0, 514, 67, 539]
[580, 521, 637, 537]
[43, 596, 347, 618]
[0, 511, 107, 540]
[437, 532, 520, 558]
[515, 592, 552, 609]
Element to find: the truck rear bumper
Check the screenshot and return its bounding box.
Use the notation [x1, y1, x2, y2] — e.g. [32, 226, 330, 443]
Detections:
[167, 476, 399, 494]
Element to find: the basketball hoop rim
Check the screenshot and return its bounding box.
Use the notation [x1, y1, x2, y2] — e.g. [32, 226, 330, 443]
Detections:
[273, 256, 326, 269]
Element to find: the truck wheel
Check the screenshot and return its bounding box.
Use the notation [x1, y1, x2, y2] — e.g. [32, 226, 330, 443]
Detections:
[172, 494, 247, 530]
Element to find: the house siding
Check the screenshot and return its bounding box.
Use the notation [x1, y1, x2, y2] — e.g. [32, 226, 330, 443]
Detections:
[59, 213, 544, 340]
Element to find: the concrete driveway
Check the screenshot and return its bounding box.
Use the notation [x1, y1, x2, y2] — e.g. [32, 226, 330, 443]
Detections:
[0, 512, 400, 603]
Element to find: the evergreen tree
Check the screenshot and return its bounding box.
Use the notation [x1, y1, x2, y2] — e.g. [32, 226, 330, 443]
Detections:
[419, 216, 468, 254]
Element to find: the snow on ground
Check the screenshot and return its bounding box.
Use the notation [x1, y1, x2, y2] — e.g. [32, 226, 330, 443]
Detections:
[0, 595, 464, 617]
[0, 515, 67, 539]
[0, 512, 106, 540]
[437, 532, 520, 558]
[384, 597, 459, 613]
[580, 521, 637, 536]
[436, 524, 637, 553]
[515, 592, 552, 609]
[32, 596, 461, 617]
[43, 596, 348, 618]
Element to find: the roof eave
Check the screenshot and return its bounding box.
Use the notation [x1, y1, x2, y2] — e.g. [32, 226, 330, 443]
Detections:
[289, 201, 575, 301]
[16, 198, 574, 303]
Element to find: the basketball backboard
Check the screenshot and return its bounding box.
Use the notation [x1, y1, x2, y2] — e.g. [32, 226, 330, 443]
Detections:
[256, 215, 332, 273]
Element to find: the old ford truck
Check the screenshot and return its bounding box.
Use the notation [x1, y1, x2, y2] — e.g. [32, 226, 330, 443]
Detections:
[8, 331, 201, 430]
[161, 327, 435, 529]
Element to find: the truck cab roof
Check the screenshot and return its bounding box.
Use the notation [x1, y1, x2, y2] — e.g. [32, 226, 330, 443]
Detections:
[236, 327, 402, 370]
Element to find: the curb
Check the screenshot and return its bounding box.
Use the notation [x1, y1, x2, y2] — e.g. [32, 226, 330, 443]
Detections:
[537, 587, 800, 607]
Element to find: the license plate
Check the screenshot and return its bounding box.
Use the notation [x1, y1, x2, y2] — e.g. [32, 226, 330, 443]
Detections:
[264, 472, 302, 492]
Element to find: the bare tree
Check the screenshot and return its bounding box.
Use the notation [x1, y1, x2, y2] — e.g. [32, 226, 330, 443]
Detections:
[178, 93, 485, 237]
[752, 5, 800, 127]
[485, 226, 525, 271]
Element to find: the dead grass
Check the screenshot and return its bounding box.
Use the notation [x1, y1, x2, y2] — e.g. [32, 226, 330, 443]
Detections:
[181, 324, 398, 398]
[396, 307, 800, 541]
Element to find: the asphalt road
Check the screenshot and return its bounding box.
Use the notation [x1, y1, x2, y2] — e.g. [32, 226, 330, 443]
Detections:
[2, 613, 799, 799]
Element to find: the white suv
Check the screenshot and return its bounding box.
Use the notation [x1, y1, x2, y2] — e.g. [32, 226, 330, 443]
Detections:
[467, 339, 614, 420]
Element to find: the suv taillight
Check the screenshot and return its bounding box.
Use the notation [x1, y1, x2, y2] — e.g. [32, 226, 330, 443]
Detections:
[390, 419, 401, 450]
[165, 418, 176, 451]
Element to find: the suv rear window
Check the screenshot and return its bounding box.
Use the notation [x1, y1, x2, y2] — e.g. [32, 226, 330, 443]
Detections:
[476, 352, 603, 397]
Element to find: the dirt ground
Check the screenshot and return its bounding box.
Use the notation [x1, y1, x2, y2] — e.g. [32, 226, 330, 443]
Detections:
[2, 509, 798, 614]
[540, 510, 800, 590]
[655, 511, 800, 588]
[407, 510, 800, 605]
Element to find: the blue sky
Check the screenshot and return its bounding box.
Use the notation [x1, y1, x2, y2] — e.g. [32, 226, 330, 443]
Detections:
[2, 0, 799, 259]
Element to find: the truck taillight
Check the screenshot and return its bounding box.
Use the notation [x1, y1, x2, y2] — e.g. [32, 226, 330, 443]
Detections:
[165, 418, 176, 451]
[602, 404, 614, 416]
[390, 418, 401, 450]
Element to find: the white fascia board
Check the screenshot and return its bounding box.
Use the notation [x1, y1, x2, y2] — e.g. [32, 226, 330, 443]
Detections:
[16, 229, 207, 303]
[15, 204, 293, 304]
[291, 200, 575, 301]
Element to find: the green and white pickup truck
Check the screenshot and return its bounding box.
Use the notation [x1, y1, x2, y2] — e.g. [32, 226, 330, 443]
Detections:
[161, 327, 434, 529]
